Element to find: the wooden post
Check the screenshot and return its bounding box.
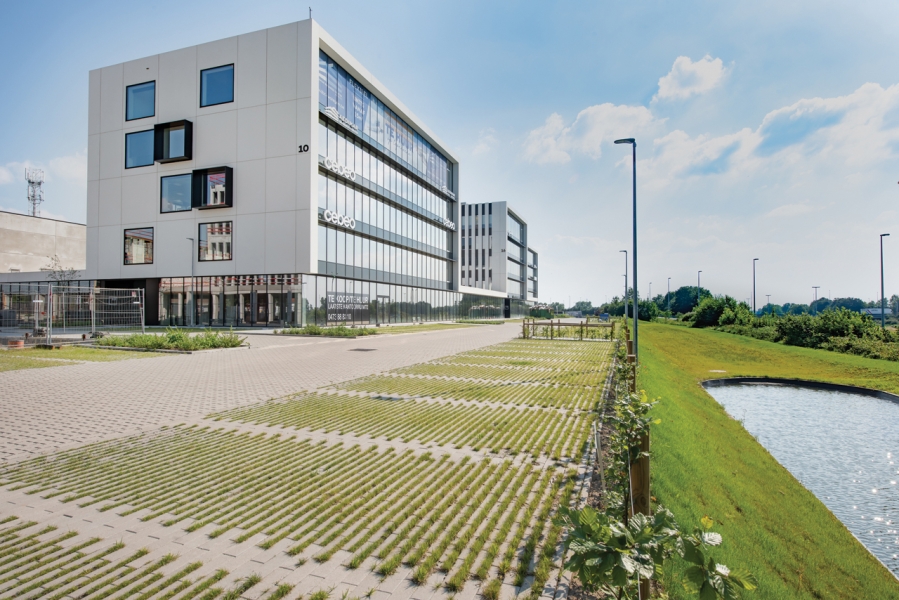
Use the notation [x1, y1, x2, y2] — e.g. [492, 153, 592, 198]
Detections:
[630, 430, 651, 600]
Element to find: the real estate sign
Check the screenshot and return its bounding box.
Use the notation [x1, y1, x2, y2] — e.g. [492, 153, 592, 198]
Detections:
[326, 292, 370, 323]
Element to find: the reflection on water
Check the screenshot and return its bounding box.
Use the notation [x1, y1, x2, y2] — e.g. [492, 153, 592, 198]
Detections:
[706, 383, 899, 576]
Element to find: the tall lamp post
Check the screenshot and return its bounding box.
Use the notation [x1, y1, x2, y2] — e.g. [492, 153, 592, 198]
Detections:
[186, 237, 195, 327]
[620, 250, 628, 318]
[615, 138, 638, 360]
[812, 286, 820, 316]
[766, 294, 771, 313]
[881, 233, 890, 329]
[697, 271, 702, 305]
[752, 258, 759, 314]
[667, 277, 671, 315]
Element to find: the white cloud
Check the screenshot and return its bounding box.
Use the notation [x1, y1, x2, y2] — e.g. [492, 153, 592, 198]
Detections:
[523, 104, 662, 164]
[764, 201, 816, 218]
[656, 55, 728, 100]
[49, 150, 87, 183]
[473, 128, 498, 155]
[0, 166, 13, 185]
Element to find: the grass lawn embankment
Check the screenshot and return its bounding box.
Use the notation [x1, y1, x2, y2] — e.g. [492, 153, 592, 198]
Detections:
[641, 323, 899, 598]
[0, 346, 162, 372]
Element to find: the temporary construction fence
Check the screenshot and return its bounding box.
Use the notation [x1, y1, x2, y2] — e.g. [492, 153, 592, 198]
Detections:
[521, 318, 613, 341]
[0, 285, 145, 344]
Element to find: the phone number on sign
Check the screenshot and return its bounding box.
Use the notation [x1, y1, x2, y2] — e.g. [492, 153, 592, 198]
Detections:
[327, 314, 355, 321]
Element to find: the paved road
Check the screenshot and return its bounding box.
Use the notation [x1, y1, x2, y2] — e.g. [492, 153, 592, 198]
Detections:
[0, 324, 520, 463]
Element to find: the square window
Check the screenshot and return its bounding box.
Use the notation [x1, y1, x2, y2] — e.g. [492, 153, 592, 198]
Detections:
[200, 64, 234, 107]
[199, 221, 232, 261]
[154, 120, 192, 163]
[160, 174, 192, 213]
[191, 167, 233, 209]
[125, 130, 154, 169]
[124, 228, 154, 265]
[126, 81, 155, 121]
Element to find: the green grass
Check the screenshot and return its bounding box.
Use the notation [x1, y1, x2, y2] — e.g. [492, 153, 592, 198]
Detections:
[0, 346, 161, 372]
[640, 323, 899, 598]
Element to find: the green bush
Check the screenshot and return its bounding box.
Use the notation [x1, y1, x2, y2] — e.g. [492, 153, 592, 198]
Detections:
[96, 328, 245, 351]
[690, 296, 743, 328]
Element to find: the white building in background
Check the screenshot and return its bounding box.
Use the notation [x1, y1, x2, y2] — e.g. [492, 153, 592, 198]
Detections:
[459, 201, 537, 301]
[0, 211, 85, 274]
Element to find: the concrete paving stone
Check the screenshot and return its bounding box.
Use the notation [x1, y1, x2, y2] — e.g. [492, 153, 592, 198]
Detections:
[0, 325, 586, 600]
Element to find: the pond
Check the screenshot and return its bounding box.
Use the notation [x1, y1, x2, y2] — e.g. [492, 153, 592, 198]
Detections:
[704, 381, 899, 577]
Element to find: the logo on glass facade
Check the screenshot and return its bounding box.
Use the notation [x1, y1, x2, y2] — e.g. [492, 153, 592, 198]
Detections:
[323, 106, 359, 133]
[322, 209, 356, 230]
[323, 157, 357, 182]
[440, 185, 456, 200]
[440, 217, 456, 231]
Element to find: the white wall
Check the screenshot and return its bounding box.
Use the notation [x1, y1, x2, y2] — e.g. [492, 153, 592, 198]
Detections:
[0, 211, 86, 274]
[87, 21, 317, 280]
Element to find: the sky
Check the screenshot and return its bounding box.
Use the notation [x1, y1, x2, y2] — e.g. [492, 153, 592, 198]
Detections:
[2, 0, 899, 307]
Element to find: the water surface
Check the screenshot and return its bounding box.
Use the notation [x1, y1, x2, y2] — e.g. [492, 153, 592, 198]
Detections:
[705, 382, 899, 576]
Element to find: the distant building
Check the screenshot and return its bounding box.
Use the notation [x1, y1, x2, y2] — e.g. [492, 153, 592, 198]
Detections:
[0, 211, 85, 274]
[862, 308, 890, 317]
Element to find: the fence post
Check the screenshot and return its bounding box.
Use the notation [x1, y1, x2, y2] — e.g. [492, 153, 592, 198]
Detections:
[90, 290, 96, 336]
[140, 289, 146, 334]
[47, 286, 53, 345]
[630, 430, 652, 599]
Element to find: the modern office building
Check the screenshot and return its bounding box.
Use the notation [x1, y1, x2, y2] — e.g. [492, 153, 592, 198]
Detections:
[459, 201, 538, 303]
[2, 19, 535, 325]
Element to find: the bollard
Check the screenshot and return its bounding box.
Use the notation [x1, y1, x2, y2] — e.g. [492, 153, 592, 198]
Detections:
[626, 339, 634, 355]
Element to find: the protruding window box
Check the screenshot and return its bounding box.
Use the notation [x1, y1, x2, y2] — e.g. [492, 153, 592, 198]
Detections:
[192, 167, 233, 209]
[154, 120, 193, 163]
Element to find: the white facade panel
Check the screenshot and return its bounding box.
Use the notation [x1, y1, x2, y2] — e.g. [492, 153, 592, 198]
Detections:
[233, 213, 266, 274]
[265, 211, 297, 273]
[158, 48, 197, 123]
[237, 106, 266, 162]
[196, 110, 237, 168]
[234, 159, 266, 215]
[265, 155, 296, 213]
[237, 30, 267, 108]
[121, 173, 157, 225]
[99, 64, 123, 134]
[97, 179, 122, 227]
[88, 70, 102, 136]
[266, 23, 298, 104]
[265, 100, 297, 158]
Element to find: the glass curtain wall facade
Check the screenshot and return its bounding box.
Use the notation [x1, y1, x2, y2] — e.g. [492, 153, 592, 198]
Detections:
[156, 274, 525, 326]
[317, 51, 456, 293]
[506, 214, 526, 300]
[460, 203, 493, 289]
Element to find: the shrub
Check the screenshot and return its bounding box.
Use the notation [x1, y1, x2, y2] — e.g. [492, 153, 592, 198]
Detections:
[690, 296, 743, 328]
[96, 328, 245, 351]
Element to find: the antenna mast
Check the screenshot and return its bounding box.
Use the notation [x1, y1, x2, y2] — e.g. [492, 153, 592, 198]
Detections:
[25, 169, 44, 217]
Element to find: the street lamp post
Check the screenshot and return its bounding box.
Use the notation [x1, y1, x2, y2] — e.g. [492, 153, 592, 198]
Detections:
[752, 258, 759, 314]
[667, 277, 671, 315]
[766, 294, 771, 312]
[881, 233, 890, 329]
[186, 237, 195, 327]
[620, 250, 628, 319]
[697, 271, 702, 305]
[615, 138, 638, 360]
[812, 286, 820, 316]
[649, 282, 652, 301]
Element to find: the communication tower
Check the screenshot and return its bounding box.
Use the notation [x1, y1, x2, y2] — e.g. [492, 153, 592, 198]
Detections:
[25, 168, 44, 217]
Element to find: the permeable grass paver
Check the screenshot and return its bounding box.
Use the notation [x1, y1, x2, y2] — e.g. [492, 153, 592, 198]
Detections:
[0, 347, 161, 372]
[1, 335, 614, 598]
[641, 323, 899, 598]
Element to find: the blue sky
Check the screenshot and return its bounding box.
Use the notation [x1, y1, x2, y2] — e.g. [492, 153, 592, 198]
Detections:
[2, 0, 899, 305]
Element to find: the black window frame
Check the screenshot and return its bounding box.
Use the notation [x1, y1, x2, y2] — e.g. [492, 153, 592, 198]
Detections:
[200, 64, 235, 108]
[192, 167, 233, 209]
[154, 120, 193, 163]
[160, 173, 194, 214]
[198, 221, 233, 262]
[123, 227, 154, 265]
[124, 129, 155, 169]
[125, 80, 156, 121]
